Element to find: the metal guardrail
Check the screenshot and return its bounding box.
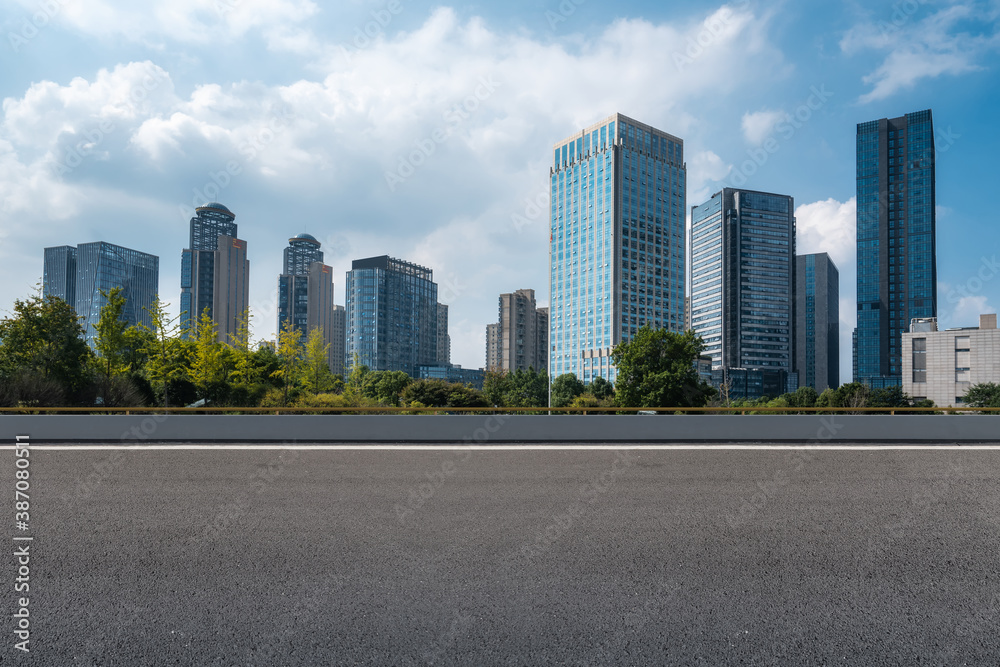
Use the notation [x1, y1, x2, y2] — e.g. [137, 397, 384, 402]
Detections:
[0, 407, 998, 415]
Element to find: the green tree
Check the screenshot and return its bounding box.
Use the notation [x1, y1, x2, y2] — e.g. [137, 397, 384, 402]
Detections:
[551, 373, 585, 408]
[360, 370, 413, 406]
[793, 386, 819, 408]
[141, 296, 187, 408]
[815, 387, 838, 408]
[611, 326, 715, 408]
[590, 377, 614, 401]
[189, 309, 227, 403]
[481, 368, 547, 408]
[401, 379, 488, 409]
[272, 319, 304, 406]
[961, 382, 1000, 411]
[301, 327, 336, 394]
[0, 292, 93, 404]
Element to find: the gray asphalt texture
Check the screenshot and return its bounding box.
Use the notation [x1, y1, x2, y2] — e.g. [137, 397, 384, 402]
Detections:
[4, 445, 1000, 665]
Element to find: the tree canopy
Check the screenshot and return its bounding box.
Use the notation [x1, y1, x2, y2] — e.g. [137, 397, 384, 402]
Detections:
[611, 326, 715, 408]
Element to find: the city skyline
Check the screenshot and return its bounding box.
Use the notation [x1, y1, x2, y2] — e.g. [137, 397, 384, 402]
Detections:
[2, 1, 999, 378]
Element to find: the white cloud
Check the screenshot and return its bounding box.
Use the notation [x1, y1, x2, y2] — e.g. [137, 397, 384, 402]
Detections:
[687, 150, 731, 205]
[794, 197, 856, 272]
[741, 109, 785, 145]
[949, 295, 995, 327]
[0, 5, 789, 369]
[841, 4, 1000, 103]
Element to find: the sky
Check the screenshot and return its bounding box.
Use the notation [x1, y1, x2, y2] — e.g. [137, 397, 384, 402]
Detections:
[1, 0, 999, 383]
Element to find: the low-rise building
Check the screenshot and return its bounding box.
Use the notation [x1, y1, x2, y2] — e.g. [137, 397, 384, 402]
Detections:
[902, 314, 1000, 407]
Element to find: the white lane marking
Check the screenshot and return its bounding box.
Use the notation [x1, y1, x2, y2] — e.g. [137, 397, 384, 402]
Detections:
[7, 444, 1000, 451]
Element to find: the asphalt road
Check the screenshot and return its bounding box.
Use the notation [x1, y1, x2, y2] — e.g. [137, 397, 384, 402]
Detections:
[3, 445, 1000, 665]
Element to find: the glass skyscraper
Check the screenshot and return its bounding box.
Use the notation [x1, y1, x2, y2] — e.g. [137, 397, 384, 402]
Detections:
[43, 242, 158, 348]
[854, 109, 936, 387]
[42, 245, 78, 308]
[180, 202, 249, 342]
[690, 189, 795, 395]
[277, 234, 342, 376]
[549, 113, 686, 384]
[345, 255, 438, 376]
[795, 253, 839, 392]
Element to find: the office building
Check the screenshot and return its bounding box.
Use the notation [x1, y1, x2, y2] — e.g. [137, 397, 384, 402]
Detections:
[903, 314, 999, 407]
[416, 364, 485, 390]
[795, 253, 840, 392]
[854, 109, 937, 387]
[180, 202, 249, 342]
[42, 246, 77, 307]
[277, 233, 340, 375]
[486, 323, 501, 371]
[43, 242, 158, 348]
[549, 113, 686, 383]
[486, 289, 548, 373]
[690, 189, 796, 396]
[437, 303, 451, 366]
[345, 255, 438, 376]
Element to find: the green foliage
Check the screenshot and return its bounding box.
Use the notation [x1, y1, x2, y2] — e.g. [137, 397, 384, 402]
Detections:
[551, 373, 585, 408]
[793, 386, 818, 408]
[815, 387, 837, 408]
[93, 287, 130, 379]
[0, 293, 93, 403]
[567, 393, 615, 413]
[400, 379, 489, 409]
[612, 326, 715, 408]
[589, 377, 614, 400]
[272, 319, 304, 406]
[359, 370, 413, 406]
[140, 296, 187, 408]
[189, 309, 227, 403]
[962, 382, 1000, 411]
[482, 368, 549, 408]
[302, 327, 336, 394]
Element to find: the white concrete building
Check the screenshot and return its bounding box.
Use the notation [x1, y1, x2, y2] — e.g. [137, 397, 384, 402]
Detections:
[903, 314, 1000, 407]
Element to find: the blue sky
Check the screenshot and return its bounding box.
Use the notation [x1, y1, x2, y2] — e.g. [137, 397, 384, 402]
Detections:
[1, 0, 999, 382]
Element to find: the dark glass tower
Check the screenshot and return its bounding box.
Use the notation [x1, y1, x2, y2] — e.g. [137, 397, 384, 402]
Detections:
[345, 255, 438, 376]
[690, 189, 796, 395]
[277, 234, 341, 375]
[42, 245, 78, 307]
[549, 113, 686, 384]
[854, 109, 936, 387]
[795, 253, 839, 392]
[180, 202, 248, 341]
[43, 242, 158, 349]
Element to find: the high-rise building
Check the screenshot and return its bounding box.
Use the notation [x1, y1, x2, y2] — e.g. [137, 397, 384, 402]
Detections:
[486, 323, 501, 371]
[549, 113, 686, 383]
[436, 303, 451, 366]
[180, 202, 249, 342]
[690, 189, 795, 396]
[854, 109, 936, 387]
[795, 253, 840, 392]
[486, 289, 548, 373]
[345, 255, 438, 376]
[43, 242, 158, 348]
[277, 234, 339, 375]
[42, 245, 77, 308]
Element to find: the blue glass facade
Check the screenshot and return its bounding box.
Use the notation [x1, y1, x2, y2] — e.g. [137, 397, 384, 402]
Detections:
[855, 110, 936, 387]
[549, 113, 686, 383]
[691, 189, 795, 391]
[181, 202, 239, 335]
[42, 245, 77, 308]
[72, 242, 158, 348]
[345, 256, 438, 376]
[278, 233, 324, 335]
[794, 253, 839, 392]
